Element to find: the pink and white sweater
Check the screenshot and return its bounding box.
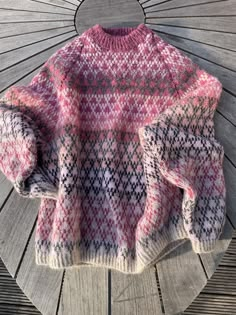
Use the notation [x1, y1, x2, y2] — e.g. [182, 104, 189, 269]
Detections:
[0, 23, 226, 274]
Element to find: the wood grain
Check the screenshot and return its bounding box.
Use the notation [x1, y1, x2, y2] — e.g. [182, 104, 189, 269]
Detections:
[0, 173, 13, 210]
[200, 218, 233, 279]
[0, 191, 39, 277]
[75, 0, 144, 33]
[0, 26, 75, 54]
[145, 17, 236, 33]
[1, 30, 77, 71]
[0, 0, 75, 14]
[0, 21, 74, 38]
[154, 33, 236, 95]
[145, 0, 235, 17]
[58, 267, 108, 315]
[222, 158, 236, 227]
[16, 226, 63, 315]
[146, 24, 236, 51]
[111, 267, 162, 315]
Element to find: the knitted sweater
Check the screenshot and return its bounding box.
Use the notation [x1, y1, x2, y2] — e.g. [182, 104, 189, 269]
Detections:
[0, 23, 226, 274]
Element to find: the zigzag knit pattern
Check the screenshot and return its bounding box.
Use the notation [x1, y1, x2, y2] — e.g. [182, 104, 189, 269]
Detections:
[0, 23, 226, 273]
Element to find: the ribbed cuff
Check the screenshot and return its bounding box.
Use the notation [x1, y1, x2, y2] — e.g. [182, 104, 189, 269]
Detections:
[191, 239, 217, 253]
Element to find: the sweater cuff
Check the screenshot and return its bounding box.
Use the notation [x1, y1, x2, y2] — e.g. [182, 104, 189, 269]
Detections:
[191, 239, 217, 253]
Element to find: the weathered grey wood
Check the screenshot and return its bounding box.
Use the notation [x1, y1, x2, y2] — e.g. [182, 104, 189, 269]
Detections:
[58, 267, 108, 315]
[184, 293, 236, 314]
[0, 259, 40, 313]
[217, 90, 236, 126]
[1, 30, 77, 71]
[222, 158, 236, 227]
[154, 33, 236, 94]
[0, 26, 75, 53]
[146, 24, 236, 51]
[203, 264, 236, 295]
[16, 226, 63, 315]
[143, 0, 220, 10]
[0, 173, 13, 210]
[0, 190, 39, 277]
[0, 304, 41, 315]
[0, 0, 75, 14]
[0, 21, 74, 38]
[0, 67, 42, 98]
[200, 218, 233, 279]
[29, 0, 77, 10]
[156, 31, 236, 71]
[0, 36, 77, 92]
[111, 267, 162, 315]
[156, 240, 207, 315]
[0, 1, 235, 313]
[139, 0, 164, 5]
[145, 17, 236, 33]
[75, 0, 144, 33]
[214, 112, 236, 163]
[145, 0, 235, 17]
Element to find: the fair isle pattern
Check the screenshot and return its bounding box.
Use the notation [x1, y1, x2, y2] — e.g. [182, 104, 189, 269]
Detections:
[0, 23, 226, 273]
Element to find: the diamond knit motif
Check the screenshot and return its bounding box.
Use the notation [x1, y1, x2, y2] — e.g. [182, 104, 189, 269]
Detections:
[0, 23, 226, 273]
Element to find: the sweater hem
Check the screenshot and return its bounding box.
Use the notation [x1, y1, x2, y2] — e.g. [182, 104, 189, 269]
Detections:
[35, 222, 206, 274]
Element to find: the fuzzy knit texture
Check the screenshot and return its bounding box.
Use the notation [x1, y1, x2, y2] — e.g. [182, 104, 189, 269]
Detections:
[0, 23, 226, 274]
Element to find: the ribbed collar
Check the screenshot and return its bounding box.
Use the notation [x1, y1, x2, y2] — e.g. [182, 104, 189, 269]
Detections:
[84, 23, 152, 52]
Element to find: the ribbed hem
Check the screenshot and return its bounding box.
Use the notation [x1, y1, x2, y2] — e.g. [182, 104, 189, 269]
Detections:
[84, 23, 152, 52]
[35, 223, 191, 274]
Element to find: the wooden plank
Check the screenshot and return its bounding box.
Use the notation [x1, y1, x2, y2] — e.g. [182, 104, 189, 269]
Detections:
[184, 293, 236, 315]
[145, 17, 236, 33]
[144, 0, 219, 11]
[222, 158, 236, 227]
[75, 0, 144, 33]
[146, 24, 236, 51]
[0, 173, 13, 210]
[145, 0, 235, 17]
[0, 67, 42, 98]
[199, 218, 233, 279]
[16, 226, 63, 315]
[111, 267, 162, 315]
[139, 0, 163, 5]
[156, 240, 207, 315]
[0, 35, 77, 92]
[155, 33, 236, 95]
[58, 267, 108, 315]
[0, 26, 75, 53]
[0, 304, 41, 315]
[0, 0, 75, 13]
[29, 0, 77, 10]
[0, 21, 74, 38]
[0, 190, 39, 277]
[217, 90, 236, 126]
[0, 11, 73, 23]
[154, 31, 236, 71]
[214, 112, 236, 163]
[1, 30, 77, 71]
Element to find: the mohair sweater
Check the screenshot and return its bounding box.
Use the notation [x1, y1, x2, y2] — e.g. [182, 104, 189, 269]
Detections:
[0, 23, 226, 274]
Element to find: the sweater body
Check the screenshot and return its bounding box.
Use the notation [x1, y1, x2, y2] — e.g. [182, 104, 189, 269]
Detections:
[0, 24, 226, 273]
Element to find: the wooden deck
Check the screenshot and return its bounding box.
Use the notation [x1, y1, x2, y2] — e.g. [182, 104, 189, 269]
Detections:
[0, 0, 236, 314]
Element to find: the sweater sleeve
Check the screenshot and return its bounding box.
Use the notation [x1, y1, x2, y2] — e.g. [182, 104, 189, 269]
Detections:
[138, 43, 226, 253]
[0, 52, 63, 199]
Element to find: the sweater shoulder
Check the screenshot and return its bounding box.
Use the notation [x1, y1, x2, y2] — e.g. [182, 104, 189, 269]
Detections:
[44, 35, 85, 74]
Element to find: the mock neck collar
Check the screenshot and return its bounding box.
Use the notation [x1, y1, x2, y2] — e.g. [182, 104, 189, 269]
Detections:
[84, 23, 152, 52]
